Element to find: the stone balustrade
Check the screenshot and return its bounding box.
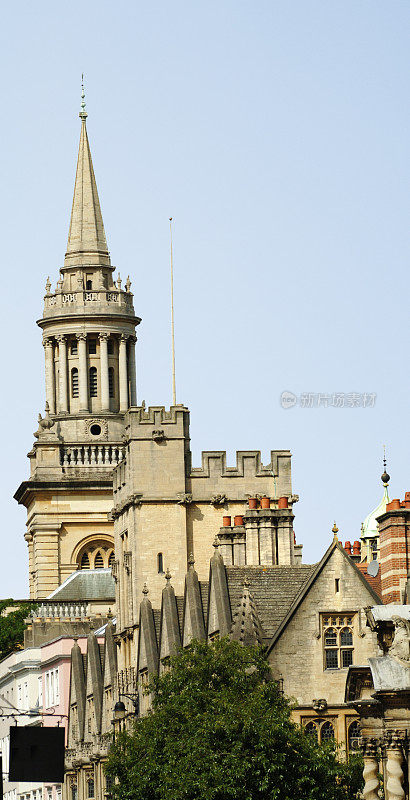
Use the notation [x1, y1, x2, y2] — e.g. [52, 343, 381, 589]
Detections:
[61, 445, 125, 468]
[30, 602, 90, 620]
[43, 289, 134, 316]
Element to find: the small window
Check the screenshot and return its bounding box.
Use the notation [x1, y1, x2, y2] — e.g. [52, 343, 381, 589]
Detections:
[335, 578, 340, 593]
[88, 339, 97, 354]
[81, 552, 90, 570]
[323, 616, 354, 671]
[90, 424, 101, 436]
[89, 367, 97, 397]
[108, 551, 114, 567]
[71, 340, 78, 355]
[157, 553, 164, 574]
[108, 367, 114, 398]
[87, 778, 94, 800]
[71, 368, 79, 397]
[305, 721, 318, 741]
[348, 719, 361, 753]
[86, 280, 93, 291]
[94, 552, 104, 569]
[320, 721, 335, 743]
[107, 339, 114, 355]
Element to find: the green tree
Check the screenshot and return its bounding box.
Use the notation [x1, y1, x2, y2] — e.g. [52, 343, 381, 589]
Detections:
[106, 638, 363, 800]
[0, 600, 35, 658]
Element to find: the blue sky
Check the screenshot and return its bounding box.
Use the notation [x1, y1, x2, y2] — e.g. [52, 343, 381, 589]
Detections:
[0, 1, 408, 595]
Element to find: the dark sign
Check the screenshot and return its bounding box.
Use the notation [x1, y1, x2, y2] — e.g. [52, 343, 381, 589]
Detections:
[9, 727, 65, 783]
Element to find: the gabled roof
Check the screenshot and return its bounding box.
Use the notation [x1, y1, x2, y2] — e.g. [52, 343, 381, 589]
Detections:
[266, 540, 382, 654]
[226, 565, 315, 641]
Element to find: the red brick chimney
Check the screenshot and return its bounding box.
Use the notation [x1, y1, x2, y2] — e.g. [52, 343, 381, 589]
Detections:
[378, 494, 410, 603]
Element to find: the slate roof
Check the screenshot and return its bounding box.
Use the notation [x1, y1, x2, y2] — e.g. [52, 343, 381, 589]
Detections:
[226, 565, 315, 640]
[356, 562, 382, 599]
[47, 569, 115, 601]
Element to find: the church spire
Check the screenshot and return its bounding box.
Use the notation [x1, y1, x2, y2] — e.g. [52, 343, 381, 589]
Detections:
[64, 79, 111, 270]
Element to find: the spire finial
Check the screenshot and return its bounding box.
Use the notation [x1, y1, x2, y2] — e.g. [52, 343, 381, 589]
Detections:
[188, 553, 195, 568]
[165, 568, 172, 583]
[381, 444, 390, 486]
[332, 521, 339, 541]
[79, 74, 87, 120]
[142, 582, 149, 596]
[213, 536, 220, 549]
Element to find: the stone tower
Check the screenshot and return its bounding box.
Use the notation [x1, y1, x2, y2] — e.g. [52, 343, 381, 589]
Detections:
[14, 92, 140, 598]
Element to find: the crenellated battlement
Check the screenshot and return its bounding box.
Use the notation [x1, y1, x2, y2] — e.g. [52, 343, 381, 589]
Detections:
[190, 450, 291, 480]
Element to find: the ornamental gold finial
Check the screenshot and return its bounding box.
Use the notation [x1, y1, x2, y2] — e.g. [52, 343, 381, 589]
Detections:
[79, 73, 87, 120]
[332, 521, 339, 540]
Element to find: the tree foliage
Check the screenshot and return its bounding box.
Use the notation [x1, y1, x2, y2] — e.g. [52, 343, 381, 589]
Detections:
[0, 600, 35, 659]
[106, 638, 363, 800]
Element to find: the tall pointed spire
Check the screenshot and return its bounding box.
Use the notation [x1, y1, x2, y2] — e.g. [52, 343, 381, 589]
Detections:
[64, 78, 111, 269]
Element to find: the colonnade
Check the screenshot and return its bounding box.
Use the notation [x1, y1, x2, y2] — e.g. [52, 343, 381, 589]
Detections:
[43, 332, 137, 414]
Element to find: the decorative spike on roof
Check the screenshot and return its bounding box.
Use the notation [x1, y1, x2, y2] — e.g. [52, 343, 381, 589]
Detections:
[64, 83, 111, 270]
[230, 581, 265, 647]
[361, 468, 390, 542]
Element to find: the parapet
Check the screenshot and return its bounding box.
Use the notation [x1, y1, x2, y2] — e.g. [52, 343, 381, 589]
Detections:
[190, 450, 291, 479]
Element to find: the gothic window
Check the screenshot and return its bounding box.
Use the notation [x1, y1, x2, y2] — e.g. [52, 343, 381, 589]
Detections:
[303, 718, 336, 744]
[108, 367, 114, 397]
[71, 368, 79, 397]
[320, 721, 335, 742]
[71, 340, 78, 355]
[89, 367, 98, 397]
[86, 777, 94, 799]
[88, 339, 97, 355]
[94, 551, 104, 569]
[71, 786, 77, 800]
[157, 553, 164, 574]
[81, 552, 90, 569]
[348, 719, 361, 753]
[322, 615, 354, 670]
[304, 721, 318, 741]
[108, 551, 115, 567]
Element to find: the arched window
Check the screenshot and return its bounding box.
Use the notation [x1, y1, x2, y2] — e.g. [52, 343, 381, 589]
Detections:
[320, 721, 335, 743]
[348, 719, 361, 753]
[304, 721, 318, 741]
[157, 553, 164, 574]
[94, 551, 104, 569]
[324, 627, 338, 669]
[81, 552, 90, 570]
[108, 551, 115, 567]
[340, 627, 353, 667]
[71, 339, 78, 355]
[71, 368, 79, 397]
[108, 367, 114, 398]
[89, 367, 97, 397]
[86, 777, 94, 799]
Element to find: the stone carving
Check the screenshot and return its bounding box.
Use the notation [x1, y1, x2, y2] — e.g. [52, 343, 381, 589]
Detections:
[361, 738, 380, 800]
[177, 493, 192, 505]
[34, 403, 57, 439]
[83, 419, 108, 440]
[152, 429, 165, 442]
[210, 494, 227, 506]
[312, 698, 327, 713]
[385, 731, 405, 800]
[389, 617, 410, 664]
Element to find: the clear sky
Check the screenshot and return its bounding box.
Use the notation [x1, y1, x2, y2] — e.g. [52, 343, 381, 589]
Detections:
[0, 1, 408, 596]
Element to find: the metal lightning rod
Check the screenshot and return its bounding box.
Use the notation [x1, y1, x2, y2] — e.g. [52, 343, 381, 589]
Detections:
[169, 218, 176, 406]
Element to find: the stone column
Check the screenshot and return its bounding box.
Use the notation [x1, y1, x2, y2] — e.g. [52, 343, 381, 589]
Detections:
[119, 334, 129, 412]
[43, 338, 55, 414]
[77, 333, 88, 412]
[385, 731, 405, 800]
[99, 332, 110, 412]
[362, 738, 380, 800]
[128, 335, 137, 406]
[57, 335, 68, 413]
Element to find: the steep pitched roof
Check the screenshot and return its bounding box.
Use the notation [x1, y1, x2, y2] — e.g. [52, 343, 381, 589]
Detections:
[226, 565, 315, 641]
[266, 540, 382, 654]
[64, 116, 110, 269]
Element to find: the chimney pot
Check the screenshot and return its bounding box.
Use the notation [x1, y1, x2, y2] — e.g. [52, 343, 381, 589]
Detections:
[248, 498, 258, 510]
[344, 541, 352, 555]
[260, 496, 270, 509]
[222, 516, 231, 527]
[352, 540, 361, 556]
[387, 499, 401, 511]
[234, 515, 243, 527]
[278, 496, 288, 509]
